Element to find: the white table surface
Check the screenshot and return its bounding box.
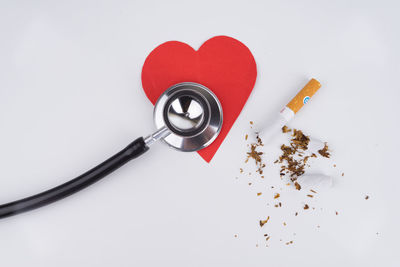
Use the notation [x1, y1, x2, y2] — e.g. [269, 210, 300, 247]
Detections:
[0, 0, 399, 266]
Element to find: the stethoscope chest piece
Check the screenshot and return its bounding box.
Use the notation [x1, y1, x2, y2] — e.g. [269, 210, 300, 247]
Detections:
[153, 82, 223, 152]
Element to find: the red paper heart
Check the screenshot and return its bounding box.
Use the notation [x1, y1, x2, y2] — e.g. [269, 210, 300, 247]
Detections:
[141, 36, 257, 162]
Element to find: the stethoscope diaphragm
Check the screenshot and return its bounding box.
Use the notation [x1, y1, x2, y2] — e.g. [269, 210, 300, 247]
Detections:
[152, 82, 223, 152]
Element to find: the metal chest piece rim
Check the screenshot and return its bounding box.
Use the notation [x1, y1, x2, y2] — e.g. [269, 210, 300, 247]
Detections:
[153, 82, 223, 152]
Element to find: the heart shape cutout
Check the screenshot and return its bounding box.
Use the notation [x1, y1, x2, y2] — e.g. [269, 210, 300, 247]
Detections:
[141, 36, 257, 162]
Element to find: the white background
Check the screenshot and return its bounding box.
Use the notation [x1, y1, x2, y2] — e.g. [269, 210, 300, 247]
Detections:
[0, 0, 399, 266]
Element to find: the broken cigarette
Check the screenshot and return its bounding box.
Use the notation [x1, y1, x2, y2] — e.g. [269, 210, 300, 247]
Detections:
[258, 78, 321, 144]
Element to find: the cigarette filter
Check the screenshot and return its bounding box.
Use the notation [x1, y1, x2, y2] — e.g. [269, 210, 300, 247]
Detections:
[286, 78, 321, 114]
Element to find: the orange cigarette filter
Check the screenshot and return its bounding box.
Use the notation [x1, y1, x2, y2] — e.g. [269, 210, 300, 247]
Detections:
[286, 78, 321, 114]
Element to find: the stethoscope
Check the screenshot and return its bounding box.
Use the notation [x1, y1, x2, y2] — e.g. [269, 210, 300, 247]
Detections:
[0, 82, 223, 219]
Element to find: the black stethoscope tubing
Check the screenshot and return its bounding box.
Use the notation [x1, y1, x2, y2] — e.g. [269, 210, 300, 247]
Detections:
[0, 137, 148, 219]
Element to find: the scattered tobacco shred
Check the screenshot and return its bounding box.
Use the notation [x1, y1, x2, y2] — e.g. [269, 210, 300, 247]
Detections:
[245, 134, 248, 140]
[318, 143, 330, 158]
[282, 125, 291, 133]
[260, 216, 270, 227]
[292, 129, 310, 150]
[278, 129, 311, 186]
[241, 125, 338, 247]
[365, 195, 369, 200]
[294, 181, 301, 191]
[256, 135, 264, 146]
[245, 135, 266, 174]
[277, 127, 333, 197]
